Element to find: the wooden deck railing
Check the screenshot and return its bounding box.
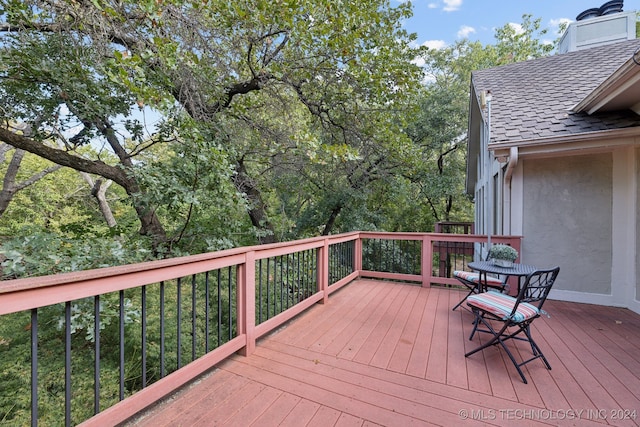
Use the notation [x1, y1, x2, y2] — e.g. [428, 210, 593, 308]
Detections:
[0, 232, 520, 427]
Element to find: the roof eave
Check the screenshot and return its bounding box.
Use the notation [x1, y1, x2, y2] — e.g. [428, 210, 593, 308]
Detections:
[572, 57, 640, 114]
[490, 127, 640, 159]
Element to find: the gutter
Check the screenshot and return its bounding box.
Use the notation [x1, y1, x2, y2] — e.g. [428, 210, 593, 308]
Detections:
[490, 126, 640, 159]
[503, 147, 518, 235]
[504, 146, 518, 183]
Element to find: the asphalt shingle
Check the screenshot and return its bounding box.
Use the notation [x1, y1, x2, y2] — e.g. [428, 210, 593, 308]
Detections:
[472, 39, 640, 144]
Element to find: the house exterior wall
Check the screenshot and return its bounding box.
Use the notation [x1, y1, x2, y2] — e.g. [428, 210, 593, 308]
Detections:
[637, 147, 640, 302]
[610, 146, 638, 310]
[521, 153, 613, 294]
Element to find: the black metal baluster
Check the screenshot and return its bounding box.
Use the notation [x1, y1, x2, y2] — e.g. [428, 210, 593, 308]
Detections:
[350, 241, 354, 273]
[160, 281, 165, 378]
[312, 249, 316, 295]
[176, 278, 182, 370]
[295, 251, 300, 302]
[285, 254, 290, 309]
[274, 257, 278, 315]
[217, 269, 222, 347]
[329, 245, 333, 282]
[266, 259, 271, 319]
[329, 245, 339, 284]
[228, 266, 232, 340]
[341, 244, 345, 277]
[285, 254, 290, 307]
[405, 241, 410, 273]
[205, 272, 210, 353]
[394, 240, 398, 273]
[392, 240, 397, 273]
[94, 295, 100, 414]
[31, 308, 38, 427]
[65, 301, 71, 427]
[293, 252, 298, 302]
[307, 250, 312, 295]
[258, 259, 263, 323]
[301, 251, 306, 299]
[119, 291, 125, 401]
[314, 248, 318, 293]
[141, 286, 147, 388]
[330, 246, 334, 283]
[279, 256, 284, 313]
[335, 244, 340, 280]
[191, 274, 197, 361]
[409, 241, 414, 274]
[343, 243, 347, 277]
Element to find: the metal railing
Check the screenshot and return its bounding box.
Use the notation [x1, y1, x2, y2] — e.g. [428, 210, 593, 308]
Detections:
[0, 232, 520, 426]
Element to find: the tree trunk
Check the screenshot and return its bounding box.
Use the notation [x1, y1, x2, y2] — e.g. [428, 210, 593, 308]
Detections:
[80, 172, 117, 227]
[321, 204, 343, 236]
[233, 159, 277, 244]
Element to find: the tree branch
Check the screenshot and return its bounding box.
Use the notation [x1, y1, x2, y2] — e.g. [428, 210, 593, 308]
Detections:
[15, 164, 63, 191]
[0, 127, 129, 188]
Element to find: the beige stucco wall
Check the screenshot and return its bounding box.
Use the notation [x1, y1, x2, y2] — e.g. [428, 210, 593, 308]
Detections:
[522, 153, 612, 294]
[637, 148, 640, 301]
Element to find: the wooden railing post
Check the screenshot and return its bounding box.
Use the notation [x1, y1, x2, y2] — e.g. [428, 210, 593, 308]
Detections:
[238, 251, 256, 356]
[319, 239, 329, 304]
[421, 234, 433, 288]
[354, 235, 363, 273]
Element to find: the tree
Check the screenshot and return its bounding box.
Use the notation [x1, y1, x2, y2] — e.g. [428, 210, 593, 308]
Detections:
[0, 0, 424, 249]
[407, 14, 555, 223]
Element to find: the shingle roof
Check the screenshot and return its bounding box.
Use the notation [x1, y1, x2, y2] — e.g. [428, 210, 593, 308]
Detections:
[471, 39, 640, 144]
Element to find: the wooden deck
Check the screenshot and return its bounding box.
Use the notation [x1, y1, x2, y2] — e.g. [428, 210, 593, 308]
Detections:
[124, 279, 640, 427]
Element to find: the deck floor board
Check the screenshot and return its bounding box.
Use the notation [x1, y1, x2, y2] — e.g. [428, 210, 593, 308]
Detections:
[125, 280, 640, 427]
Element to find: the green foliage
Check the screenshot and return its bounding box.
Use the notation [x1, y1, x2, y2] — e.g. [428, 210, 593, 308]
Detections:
[58, 297, 140, 343]
[489, 244, 518, 261]
[0, 229, 155, 279]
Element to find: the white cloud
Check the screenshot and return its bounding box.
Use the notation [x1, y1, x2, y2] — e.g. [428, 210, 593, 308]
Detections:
[549, 17, 572, 35]
[550, 18, 572, 27]
[422, 39, 447, 50]
[507, 22, 524, 35]
[457, 25, 476, 39]
[443, 0, 462, 12]
[412, 56, 426, 67]
[427, 3, 438, 8]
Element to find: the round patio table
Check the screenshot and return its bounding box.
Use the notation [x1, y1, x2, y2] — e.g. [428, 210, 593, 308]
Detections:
[468, 261, 538, 294]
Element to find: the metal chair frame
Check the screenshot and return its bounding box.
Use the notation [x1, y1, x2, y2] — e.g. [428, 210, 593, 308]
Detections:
[464, 266, 560, 384]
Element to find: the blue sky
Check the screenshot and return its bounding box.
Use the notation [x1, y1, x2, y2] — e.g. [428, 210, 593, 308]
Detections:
[402, 0, 639, 49]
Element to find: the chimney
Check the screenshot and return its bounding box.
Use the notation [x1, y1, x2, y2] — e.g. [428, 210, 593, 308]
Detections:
[557, 1, 636, 54]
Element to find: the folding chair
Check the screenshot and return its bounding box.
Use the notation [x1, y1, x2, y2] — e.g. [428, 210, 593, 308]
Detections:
[464, 266, 560, 384]
[451, 269, 507, 311]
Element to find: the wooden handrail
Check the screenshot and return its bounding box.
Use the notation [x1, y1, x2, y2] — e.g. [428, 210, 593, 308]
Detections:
[0, 231, 521, 426]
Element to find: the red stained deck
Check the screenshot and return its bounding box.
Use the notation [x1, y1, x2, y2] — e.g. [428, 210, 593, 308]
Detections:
[125, 279, 640, 426]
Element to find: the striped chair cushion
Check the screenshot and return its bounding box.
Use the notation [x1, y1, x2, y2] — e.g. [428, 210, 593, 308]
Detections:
[453, 270, 503, 286]
[467, 291, 539, 323]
